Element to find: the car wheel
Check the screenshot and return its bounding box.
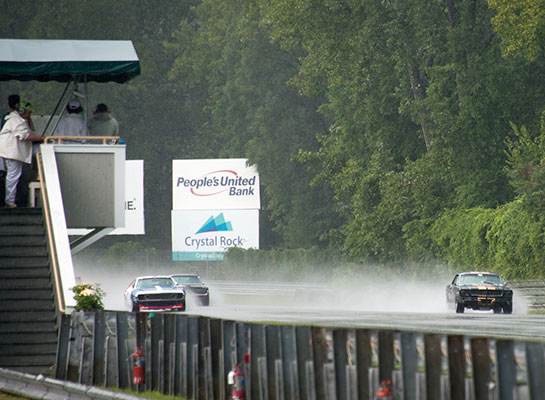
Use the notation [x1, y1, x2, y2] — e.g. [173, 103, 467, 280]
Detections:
[493, 306, 502, 314]
[455, 302, 464, 313]
[503, 304, 513, 314]
[132, 302, 139, 312]
[202, 296, 210, 307]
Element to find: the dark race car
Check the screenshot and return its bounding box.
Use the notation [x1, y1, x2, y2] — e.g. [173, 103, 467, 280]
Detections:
[170, 274, 210, 306]
[124, 276, 186, 312]
[446, 271, 513, 314]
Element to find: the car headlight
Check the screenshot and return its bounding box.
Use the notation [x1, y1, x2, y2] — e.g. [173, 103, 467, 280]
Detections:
[459, 289, 469, 297]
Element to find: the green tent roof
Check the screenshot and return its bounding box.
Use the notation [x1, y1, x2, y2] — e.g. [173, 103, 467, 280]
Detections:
[0, 39, 140, 83]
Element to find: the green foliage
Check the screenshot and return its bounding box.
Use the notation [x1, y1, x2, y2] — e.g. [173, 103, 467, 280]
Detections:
[71, 283, 105, 311]
[425, 202, 545, 279]
[505, 116, 545, 212]
[167, 0, 338, 248]
[489, 0, 545, 60]
[7, 0, 545, 278]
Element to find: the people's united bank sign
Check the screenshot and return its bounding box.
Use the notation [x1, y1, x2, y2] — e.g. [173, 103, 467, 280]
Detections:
[171, 159, 260, 261]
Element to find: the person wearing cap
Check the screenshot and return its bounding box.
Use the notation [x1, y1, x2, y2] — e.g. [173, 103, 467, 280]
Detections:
[0, 100, 43, 208]
[52, 98, 89, 142]
[88, 103, 119, 137]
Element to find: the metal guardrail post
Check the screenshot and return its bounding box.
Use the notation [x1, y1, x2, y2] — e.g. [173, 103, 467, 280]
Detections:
[222, 320, 236, 399]
[447, 335, 466, 400]
[164, 314, 176, 395]
[525, 342, 545, 400]
[135, 312, 147, 393]
[355, 329, 372, 400]
[332, 328, 348, 400]
[150, 313, 163, 391]
[236, 322, 250, 366]
[295, 326, 313, 400]
[116, 312, 129, 389]
[188, 317, 200, 399]
[210, 318, 222, 400]
[400, 332, 417, 400]
[378, 330, 394, 384]
[174, 314, 188, 397]
[267, 325, 282, 400]
[251, 324, 267, 400]
[311, 327, 329, 400]
[496, 340, 516, 400]
[158, 339, 165, 393]
[55, 313, 71, 380]
[197, 317, 211, 400]
[80, 319, 93, 385]
[424, 334, 442, 400]
[67, 312, 84, 382]
[281, 326, 298, 400]
[471, 337, 491, 400]
[92, 310, 106, 387]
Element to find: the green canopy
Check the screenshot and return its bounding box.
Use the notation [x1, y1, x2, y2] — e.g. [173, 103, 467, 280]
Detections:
[0, 39, 140, 83]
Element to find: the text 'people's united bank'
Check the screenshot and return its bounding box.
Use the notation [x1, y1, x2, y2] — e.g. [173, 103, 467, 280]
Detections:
[172, 159, 260, 210]
[176, 172, 257, 196]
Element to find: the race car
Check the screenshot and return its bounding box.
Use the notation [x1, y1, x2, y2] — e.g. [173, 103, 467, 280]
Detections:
[124, 276, 186, 312]
[446, 271, 513, 314]
[170, 274, 210, 306]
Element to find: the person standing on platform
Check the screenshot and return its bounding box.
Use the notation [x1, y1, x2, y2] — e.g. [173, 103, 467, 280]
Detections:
[88, 103, 119, 137]
[0, 100, 43, 208]
[0, 94, 21, 207]
[52, 98, 89, 142]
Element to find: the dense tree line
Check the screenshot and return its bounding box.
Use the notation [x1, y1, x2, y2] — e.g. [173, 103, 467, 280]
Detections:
[2, 0, 545, 278]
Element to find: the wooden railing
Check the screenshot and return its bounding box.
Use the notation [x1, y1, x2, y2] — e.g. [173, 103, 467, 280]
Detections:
[43, 136, 122, 145]
[36, 153, 65, 314]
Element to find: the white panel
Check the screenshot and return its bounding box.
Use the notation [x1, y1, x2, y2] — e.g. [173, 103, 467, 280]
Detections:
[172, 159, 260, 210]
[110, 160, 144, 234]
[68, 160, 144, 235]
[171, 209, 259, 261]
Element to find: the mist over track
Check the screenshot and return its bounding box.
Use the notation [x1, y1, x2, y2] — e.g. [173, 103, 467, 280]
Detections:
[72, 260, 544, 342]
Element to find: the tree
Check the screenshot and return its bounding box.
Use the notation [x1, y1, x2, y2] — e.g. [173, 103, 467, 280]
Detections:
[489, 0, 545, 60]
[167, 0, 339, 248]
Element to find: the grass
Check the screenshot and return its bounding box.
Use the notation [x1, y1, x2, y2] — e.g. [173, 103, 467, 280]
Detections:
[0, 392, 31, 399]
[1, 387, 185, 400]
[101, 387, 186, 400]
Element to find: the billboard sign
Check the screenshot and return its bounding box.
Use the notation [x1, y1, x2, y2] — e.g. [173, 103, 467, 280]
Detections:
[172, 158, 260, 210]
[172, 209, 258, 261]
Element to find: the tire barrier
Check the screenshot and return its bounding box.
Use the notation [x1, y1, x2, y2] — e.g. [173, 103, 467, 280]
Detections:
[52, 310, 545, 400]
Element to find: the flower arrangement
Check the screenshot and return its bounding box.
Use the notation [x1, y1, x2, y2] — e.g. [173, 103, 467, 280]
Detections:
[71, 283, 106, 311]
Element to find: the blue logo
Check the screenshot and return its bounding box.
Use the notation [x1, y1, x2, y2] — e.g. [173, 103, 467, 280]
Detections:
[196, 213, 233, 234]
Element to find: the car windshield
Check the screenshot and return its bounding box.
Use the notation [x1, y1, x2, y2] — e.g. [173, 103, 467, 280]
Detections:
[136, 278, 175, 289]
[172, 276, 201, 284]
[459, 274, 502, 285]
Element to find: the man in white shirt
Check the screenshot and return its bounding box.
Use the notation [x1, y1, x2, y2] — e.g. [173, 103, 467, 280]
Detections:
[53, 99, 89, 142]
[0, 101, 43, 208]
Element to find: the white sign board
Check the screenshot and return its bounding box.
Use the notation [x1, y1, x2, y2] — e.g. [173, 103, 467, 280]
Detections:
[172, 159, 260, 210]
[172, 209, 259, 261]
[68, 160, 144, 235]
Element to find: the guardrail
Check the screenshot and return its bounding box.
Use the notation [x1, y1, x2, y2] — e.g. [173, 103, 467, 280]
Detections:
[508, 280, 545, 311]
[0, 368, 140, 400]
[54, 310, 545, 400]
